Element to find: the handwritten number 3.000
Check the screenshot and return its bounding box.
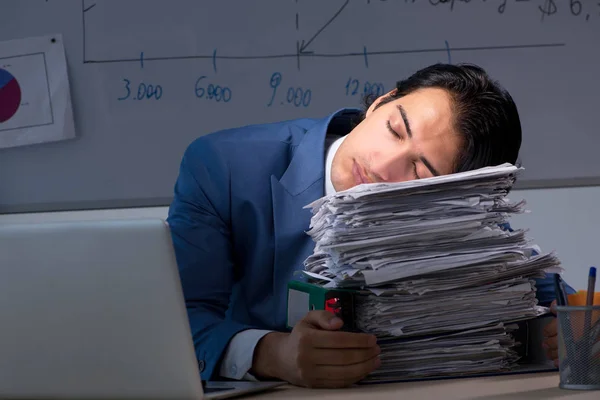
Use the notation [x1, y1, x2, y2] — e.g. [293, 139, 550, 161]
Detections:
[118, 79, 131, 100]
[118, 79, 162, 100]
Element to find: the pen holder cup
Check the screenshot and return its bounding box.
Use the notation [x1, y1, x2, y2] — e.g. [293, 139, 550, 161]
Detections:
[556, 305, 600, 390]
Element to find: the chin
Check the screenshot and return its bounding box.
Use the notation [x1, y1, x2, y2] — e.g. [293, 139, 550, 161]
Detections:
[338, 180, 356, 191]
[332, 170, 357, 192]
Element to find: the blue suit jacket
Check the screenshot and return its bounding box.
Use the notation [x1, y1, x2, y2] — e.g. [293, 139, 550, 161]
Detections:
[167, 108, 571, 380]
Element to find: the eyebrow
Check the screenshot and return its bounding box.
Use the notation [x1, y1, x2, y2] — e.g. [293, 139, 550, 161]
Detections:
[397, 104, 440, 177]
[420, 156, 440, 177]
[397, 105, 412, 138]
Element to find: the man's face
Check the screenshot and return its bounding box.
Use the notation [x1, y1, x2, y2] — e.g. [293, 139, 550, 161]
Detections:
[331, 88, 462, 192]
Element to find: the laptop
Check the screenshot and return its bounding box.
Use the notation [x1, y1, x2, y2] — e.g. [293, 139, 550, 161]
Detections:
[0, 218, 284, 399]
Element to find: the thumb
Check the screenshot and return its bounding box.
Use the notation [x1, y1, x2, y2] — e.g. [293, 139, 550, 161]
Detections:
[301, 310, 344, 330]
[550, 300, 557, 315]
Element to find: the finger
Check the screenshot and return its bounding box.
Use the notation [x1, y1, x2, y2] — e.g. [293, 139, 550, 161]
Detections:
[549, 348, 559, 361]
[309, 330, 378, 349]
[543, 335, 558, 351]
[550, 300, 557, 315]
[543, 318, 557, 338]
[301, 310, 343, 331]
[310, 354, 381, 382]
[307, 346, 381, 366]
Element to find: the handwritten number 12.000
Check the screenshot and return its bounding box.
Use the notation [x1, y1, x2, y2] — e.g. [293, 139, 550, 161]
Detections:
[346, 77, 385, 98]
[118, 79, 163, 101]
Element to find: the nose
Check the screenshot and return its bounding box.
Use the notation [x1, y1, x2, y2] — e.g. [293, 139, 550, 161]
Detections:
[369, 145, 415, 183]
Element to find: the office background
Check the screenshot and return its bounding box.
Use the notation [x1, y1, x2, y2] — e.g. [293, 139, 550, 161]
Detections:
[2, 186, 597, 292]
[1, 1, 598, 290]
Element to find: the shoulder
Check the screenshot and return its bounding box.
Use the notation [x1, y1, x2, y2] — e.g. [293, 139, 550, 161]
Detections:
[188, 116, 322, 154]
[178, 116, 322, 187]
[180, 116, 325, 181]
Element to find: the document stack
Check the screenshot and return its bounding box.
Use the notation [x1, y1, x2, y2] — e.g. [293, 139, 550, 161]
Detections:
[302, 163, 561, 382]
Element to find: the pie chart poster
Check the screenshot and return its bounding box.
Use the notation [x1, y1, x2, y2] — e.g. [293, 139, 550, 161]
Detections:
[0, 55, 52, 128]
[0, 34, 75, 149]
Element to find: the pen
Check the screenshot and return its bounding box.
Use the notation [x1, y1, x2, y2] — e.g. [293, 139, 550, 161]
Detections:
[586, 266, 596, 307]
[584, 267, 596, 335]
[554, 274, 567, 306]
[585, 267, 596, 370]
[584, 267, 598, 383]
[554, 274, 578, 378]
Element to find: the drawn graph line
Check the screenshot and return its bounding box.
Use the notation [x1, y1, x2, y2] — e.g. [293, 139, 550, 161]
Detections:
[80, 1, 566, 68]
[295, 0, 349, 69]
[297, 0, 350, 53]
[82, 43, 566, 64]
[83, 3, 96, 13]
[81, 0, 97, 63]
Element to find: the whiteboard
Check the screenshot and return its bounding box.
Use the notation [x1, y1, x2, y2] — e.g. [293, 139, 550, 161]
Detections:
[1, 0, 598, 213]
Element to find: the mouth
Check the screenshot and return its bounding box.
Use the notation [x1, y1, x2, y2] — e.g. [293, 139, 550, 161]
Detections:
[352, 160, 371, 185]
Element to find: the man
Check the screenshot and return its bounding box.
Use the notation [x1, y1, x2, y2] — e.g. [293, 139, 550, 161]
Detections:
[167, 63, 570, 388]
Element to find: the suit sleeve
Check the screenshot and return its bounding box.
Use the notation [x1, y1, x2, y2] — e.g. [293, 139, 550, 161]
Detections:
[534, 273, 576, 307]
[166, 138, 257, 380]
[528, 247, 576, 307]
[499, 223, 576, 307]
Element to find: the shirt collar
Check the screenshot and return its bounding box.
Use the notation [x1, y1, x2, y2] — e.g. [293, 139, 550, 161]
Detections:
[325, 135, 347, 196]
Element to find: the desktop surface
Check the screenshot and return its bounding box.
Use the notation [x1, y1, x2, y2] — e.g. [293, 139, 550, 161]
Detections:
[250, 372, 597, 399]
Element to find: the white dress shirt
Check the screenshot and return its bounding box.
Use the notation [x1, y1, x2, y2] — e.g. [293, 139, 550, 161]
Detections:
[324, 135, 346, 196]
[219, 134, 347, 380]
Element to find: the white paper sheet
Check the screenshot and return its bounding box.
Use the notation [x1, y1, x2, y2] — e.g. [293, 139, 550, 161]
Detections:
[0, 34, 75, 148]
[301, 164, 562, 380]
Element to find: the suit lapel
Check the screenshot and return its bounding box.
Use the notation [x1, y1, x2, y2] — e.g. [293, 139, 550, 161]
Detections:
[270, 115, 330, 324]
[270, 109, 360, 325]
[271, 175, 321, 294]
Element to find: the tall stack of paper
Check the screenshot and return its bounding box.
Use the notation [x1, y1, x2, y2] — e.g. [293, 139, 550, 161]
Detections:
[302, 163, 561, 382]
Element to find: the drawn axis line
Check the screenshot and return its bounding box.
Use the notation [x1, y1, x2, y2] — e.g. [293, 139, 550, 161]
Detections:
[83, 42, 565, 64]
[298, 0, 350, 53]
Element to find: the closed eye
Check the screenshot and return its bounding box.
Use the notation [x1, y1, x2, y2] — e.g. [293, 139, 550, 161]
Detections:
[412, 161, 420, 179]
[386, 121, 402, 139]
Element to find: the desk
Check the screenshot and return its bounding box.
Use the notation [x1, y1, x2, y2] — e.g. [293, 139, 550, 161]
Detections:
[251, 373, 597, 399]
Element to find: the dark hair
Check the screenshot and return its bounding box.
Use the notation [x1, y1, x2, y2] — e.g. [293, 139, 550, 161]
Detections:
[363, 63, 522, 173]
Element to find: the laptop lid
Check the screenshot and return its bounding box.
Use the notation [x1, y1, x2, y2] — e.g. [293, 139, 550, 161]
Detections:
[0, 219, 204, 399]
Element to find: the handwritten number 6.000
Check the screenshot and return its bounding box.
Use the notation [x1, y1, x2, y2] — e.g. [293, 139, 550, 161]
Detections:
[570, 0, 581, 15]
[195, 76, 232, 103]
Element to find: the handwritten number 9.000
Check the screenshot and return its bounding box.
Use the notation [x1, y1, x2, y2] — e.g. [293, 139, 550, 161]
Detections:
[286, 87, 311, 107]
[267, 72, 312, 108]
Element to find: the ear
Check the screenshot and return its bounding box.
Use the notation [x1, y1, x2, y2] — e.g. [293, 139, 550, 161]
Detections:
[365, 88, 398, 117]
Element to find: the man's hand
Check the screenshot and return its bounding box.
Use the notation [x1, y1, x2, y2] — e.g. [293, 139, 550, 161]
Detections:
[542, 300, 559, 367]
[251, 310, 381, 388]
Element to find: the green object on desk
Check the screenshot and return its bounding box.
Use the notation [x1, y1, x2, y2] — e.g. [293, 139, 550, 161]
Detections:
[286, 280, 357, 331]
